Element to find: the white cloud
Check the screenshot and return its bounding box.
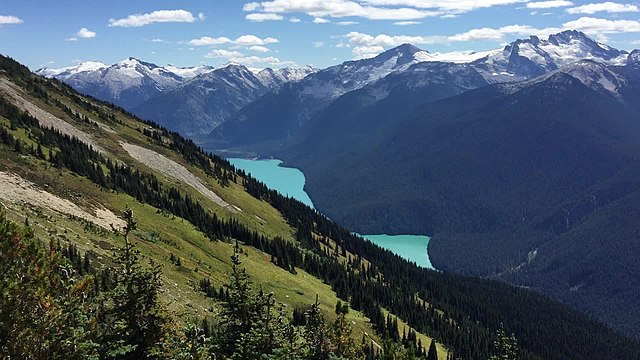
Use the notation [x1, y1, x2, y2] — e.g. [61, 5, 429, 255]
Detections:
[76, 27, 96, 38]
[353, 45, 385, 55]
[189, 35, 279, 46]
[314, 41, 325, 47]
[363, 0, 528, 12]
[190, 36, 233, 46]
[246, 13, 284, 21]
[249, 45, 271, 52]
[394, 21, 421, 25]
[236, 35, 279, 45]
[0, 15, 23, 25]
[526, 1, 573, 9]
[108, 9, 201, 27]
[567, 2, 639, 14]
[563, 16, 640, 33]
[345, 31, 445, 47]
[337, 21, 359, 25]
[344, 16, 640, 58]
[150, 38, 165, 43]
[313, 17, 331, 23]
[243, 2, 261, 11]
[447, 24, 540, 41]
[205, 49, 245, 58]
[66, 37, 78, 42]
[290, 17, 302, 22]
[245, 0, 442, 20]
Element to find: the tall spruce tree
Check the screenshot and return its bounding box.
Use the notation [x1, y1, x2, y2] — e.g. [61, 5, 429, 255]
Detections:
[490, 323, 518, 360]
[96, 208, 171, 359]
[427, 339, 438, 360]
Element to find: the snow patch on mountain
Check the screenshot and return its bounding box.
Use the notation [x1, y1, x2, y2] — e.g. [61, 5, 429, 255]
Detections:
[416, 49, 499, 64]
[473, 30, 630, 82]
[256, 66, 317, 88]
[36, 61, 108, 77]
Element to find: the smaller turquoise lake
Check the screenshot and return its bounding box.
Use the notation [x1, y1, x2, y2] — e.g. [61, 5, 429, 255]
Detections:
[228, 158, 433, 269]
[229, 158, 315, 208]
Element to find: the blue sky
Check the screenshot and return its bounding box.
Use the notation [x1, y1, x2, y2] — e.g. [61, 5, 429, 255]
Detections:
[1, 0, 640, 70]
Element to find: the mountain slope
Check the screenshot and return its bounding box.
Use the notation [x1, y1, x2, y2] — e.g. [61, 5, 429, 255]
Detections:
[472, 30, 628, 82]
[2, 54, 640, 358]
[132, 64, 270, 136]
[36, 58, 214, 110]
[207, 31, 632, 152]
[274, 62, 640, 337]
[208, 44, 431, 149]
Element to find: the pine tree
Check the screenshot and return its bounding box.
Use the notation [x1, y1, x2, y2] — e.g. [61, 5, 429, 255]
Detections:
[490, 323, 518, 360]
[305, 295, 333, 360]
[96, 208, 172, 359]
[331, 300, 364, 359]
[427, 339, 439, 360]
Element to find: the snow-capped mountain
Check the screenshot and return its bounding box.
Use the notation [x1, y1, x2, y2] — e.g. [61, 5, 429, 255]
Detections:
[627, 50, 640, 65]
[472, 30, 629, 82]
[208, 30, 639, 151]
[307, 43, 429, 99]
[36, 61, 108, 77]
[208, 44, 432, 147]
[256, 66, 317, 88]
[36, 58, 215, 109]
[133, 64, 271, 136]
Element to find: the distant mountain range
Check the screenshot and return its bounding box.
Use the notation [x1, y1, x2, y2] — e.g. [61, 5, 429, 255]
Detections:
[36, 59, 316, 135]
[37, 58, 214, 110]
[34, 30, 640, 338]
[208, 30, 636, 150]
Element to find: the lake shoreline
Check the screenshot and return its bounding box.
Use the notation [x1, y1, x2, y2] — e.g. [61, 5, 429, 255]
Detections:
[228, 157, 435, 269]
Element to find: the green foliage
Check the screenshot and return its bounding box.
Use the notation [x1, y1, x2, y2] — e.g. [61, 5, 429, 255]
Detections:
[95, 209, 173, 359]
[427, 339, 438, 360]
[490, 324, 518, 360]
[2, 53, 640, 360]
[0, 209, 99, 359]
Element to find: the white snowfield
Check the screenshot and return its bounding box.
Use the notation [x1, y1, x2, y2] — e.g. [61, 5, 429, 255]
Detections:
[120, 142, 239, 213]
[0, 171, 125, 230]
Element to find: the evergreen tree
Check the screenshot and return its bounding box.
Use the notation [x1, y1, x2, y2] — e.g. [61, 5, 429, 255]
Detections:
[96, 209, 172, 359]
[0, 209, 98, 359]
[331, 301, 364, 360]
[490, 323, 518, 360]
[427, 339, 439, 360]
[305, 295, 334, 360]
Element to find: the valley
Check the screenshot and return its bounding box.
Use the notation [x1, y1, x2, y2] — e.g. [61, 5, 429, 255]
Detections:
[228, 157, 434, 269]
[4, 14, 640, 358]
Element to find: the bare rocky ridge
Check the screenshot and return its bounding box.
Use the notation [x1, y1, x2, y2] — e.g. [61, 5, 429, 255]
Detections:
[120, 142, 238, 212]
[0, 171, 124, 229]
[0, 76, 106, 153]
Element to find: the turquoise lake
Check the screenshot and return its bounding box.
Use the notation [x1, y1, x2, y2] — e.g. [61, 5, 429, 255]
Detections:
[228, 158, 433, 269]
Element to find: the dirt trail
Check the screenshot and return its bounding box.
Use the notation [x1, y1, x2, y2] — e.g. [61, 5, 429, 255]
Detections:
[0, 171, 125, 229]
[120, 142, 238, 212]
[0, 77, 105, 153]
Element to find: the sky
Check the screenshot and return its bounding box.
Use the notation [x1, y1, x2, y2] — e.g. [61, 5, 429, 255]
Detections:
[1, 0, 640, 70]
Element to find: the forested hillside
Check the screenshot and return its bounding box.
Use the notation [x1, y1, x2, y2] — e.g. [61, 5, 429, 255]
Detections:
[1, 54, 639, 359]
[275, 63, 640, 338]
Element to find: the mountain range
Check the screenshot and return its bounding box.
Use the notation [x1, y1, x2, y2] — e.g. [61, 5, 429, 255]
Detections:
[7, 52, 640, 359]
[207, 31, 640, 338]
[32, 30, 640, 339]
[36, 59, 316, 136]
